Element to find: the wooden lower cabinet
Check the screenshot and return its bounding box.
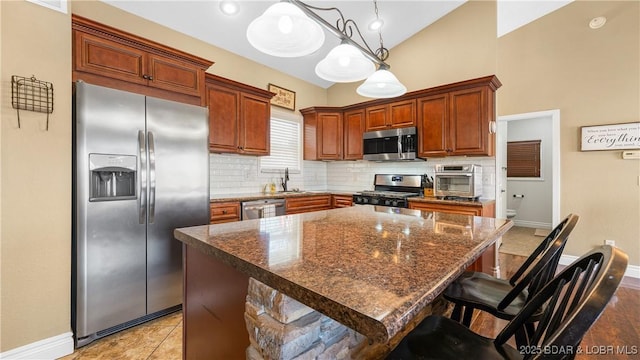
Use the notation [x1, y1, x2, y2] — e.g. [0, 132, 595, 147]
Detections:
[210, 201, 241, 224]
[332, 194, 353, 208]
[408, 201, 495, 217]
[183, 245, 249, 359]
[285, 195, 332, 214]
[408, 201, 496, 274]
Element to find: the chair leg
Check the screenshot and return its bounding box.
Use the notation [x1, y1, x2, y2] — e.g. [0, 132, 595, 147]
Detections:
[451, 304, 463, 322]
[515, 326, 531, 348]
[462, 307, 474, 327]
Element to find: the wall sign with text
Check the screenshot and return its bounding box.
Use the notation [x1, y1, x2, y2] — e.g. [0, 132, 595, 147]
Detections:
[268, 83, 296, 111]
[580, 122, 640, 151]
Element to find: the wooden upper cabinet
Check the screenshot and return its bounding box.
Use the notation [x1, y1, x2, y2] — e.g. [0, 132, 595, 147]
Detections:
[207, 84, 239, 153]
[301, 107, 343, 160]
[318, 112, 343, 159]
[365, 105, 388, 131]
[365, 99, 416, 131]
[449, 87, 490, 155]
[72, 15, 213, 105]
[417, 76, 500, 157]
[302, 76, 500, 161]
[74, 31, 148, 86]
[343, 109, 365, 160]
[240, 93, 271, 155]
[417, 93, 449, 157]
[147, 54, 202, 97]
[206, 74, 274, 156]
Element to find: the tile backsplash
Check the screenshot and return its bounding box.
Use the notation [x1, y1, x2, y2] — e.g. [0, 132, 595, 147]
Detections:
[210, 153, 496, 199]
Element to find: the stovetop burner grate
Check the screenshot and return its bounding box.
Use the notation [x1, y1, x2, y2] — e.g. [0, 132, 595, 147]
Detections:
[358, 190, 420, 199]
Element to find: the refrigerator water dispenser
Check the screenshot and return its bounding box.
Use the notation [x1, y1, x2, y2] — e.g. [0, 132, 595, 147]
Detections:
[89, 154, 136, 201]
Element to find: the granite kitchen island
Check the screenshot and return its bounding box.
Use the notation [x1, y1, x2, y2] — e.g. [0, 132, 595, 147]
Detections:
[174, 205, 512, 359]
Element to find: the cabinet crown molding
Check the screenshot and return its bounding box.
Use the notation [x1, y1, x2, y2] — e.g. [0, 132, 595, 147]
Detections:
[72, 14, 214, 69]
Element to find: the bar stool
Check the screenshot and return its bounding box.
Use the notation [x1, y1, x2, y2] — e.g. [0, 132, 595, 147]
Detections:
[444, 214, 579, 345]
[386, 245, 627, 359]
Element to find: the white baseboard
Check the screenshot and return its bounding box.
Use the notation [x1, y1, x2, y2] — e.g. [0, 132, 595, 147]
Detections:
[0, 332, 73, 360]
[560, 255, 640, 279]
[513, 220, 552, 229]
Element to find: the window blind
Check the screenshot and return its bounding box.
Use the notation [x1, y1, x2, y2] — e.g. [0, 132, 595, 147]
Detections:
[260, 117, 301, 172]
[507, 140, 541, 178]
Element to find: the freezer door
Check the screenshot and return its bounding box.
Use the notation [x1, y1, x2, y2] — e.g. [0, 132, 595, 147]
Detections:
[145, 97, 209, 313]
[74, 82, 147, 337]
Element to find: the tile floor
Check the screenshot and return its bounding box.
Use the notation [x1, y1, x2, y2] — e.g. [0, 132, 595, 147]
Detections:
[60, 311, 182, 360]
[59, 227, 639, 359]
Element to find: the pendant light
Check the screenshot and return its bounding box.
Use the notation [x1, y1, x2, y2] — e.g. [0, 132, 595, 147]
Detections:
[357, 64, 407, 98]
[246, 0, 406, 98]
[357, 0, 406, 98]
[315, 42, 375, 82]
[246, 2, 325, 57]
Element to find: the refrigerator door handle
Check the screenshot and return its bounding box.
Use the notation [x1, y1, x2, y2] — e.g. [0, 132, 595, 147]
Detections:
[148, 131, 156, 224]
[138, 130, 147, 224]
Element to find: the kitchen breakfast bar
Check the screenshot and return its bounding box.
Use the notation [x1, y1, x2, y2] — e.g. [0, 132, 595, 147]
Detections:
[174, 205, 512, 359]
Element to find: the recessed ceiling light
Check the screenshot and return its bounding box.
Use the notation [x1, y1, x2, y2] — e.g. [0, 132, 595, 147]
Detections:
[368, 18, 384, 31]
[589, 16, 606, 29]
[220, 1, 239, 16]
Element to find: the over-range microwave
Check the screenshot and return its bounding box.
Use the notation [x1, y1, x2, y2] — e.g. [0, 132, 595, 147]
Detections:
[363, 127, 418, 161]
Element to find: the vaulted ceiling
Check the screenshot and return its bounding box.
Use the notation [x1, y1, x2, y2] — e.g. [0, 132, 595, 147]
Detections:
[101, 1, 572, 88]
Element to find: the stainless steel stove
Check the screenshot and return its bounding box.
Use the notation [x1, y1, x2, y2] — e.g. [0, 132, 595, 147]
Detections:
[353, 174, 422, 208]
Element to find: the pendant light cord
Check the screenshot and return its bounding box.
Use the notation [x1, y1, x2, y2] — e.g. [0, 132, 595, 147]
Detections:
[373, 0, 389, 62]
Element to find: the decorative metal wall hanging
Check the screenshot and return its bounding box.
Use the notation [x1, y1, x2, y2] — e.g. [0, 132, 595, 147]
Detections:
[11, 75, 54, 130]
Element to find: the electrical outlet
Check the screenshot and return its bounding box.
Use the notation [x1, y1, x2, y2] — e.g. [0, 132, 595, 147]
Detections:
[604, 239, 615, 247]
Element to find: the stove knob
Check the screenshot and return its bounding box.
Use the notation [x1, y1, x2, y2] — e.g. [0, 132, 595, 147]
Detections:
[385, 199, 392, 206]
[371, 198, 379, 205]
[391, 200, 399, 207]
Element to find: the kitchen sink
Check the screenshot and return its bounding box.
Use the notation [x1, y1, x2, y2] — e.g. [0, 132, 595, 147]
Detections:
[277, 190, 308, 194]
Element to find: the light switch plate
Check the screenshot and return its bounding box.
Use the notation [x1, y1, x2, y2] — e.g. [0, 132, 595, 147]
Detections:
[622, 150, 640, 159]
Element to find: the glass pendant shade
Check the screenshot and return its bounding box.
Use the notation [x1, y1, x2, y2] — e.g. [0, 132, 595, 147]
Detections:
[357, 69, 407, 98]
[246, 3, 325, 57]
[315, 44, 375, 82]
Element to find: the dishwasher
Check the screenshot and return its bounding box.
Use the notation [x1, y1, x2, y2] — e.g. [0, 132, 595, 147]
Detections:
[241, 199, 286, 220]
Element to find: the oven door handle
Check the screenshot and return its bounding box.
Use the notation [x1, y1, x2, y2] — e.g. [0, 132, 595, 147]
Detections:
[437, 173, 472, 177]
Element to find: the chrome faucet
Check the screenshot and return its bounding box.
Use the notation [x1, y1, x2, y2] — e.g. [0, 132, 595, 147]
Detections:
[281, 167, 289, 192]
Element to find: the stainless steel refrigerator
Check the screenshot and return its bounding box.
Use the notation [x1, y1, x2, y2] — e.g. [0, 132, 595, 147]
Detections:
[72, 81, 209, 347]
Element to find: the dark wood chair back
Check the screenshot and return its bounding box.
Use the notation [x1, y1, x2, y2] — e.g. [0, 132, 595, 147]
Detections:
[494, 245, 628, 358]
[497, 214, 579, 311]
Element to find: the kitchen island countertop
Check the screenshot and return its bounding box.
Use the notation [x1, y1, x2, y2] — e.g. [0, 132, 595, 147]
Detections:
[174, 205, 512, 344]
[209, 190, 354, 203]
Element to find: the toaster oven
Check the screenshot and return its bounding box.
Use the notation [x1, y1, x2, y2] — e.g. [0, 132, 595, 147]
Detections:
[434, 164, 482, 199]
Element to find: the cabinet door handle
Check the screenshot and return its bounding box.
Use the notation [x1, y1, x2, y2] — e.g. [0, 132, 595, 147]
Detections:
[222, 210, 227, 214]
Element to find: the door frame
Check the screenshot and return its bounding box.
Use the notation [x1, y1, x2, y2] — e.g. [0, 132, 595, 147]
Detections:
[496, 109, 561, 227]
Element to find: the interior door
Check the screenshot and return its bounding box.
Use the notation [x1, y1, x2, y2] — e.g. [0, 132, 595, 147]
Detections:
[145, 96, 209, 314]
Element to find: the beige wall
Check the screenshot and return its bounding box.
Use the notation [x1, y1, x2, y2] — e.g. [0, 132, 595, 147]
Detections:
[1, 0, 72, 352]
[0, 0, 326, 352]
[327, 0, 497, 106]
[497, 0, 640, 265]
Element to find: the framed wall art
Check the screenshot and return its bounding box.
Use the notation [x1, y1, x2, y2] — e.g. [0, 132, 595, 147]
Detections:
[268, 83, 296, 111]
[580, 122, 640, 151]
